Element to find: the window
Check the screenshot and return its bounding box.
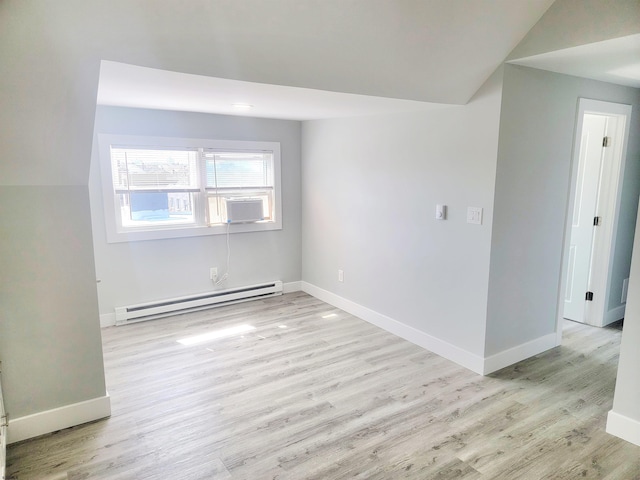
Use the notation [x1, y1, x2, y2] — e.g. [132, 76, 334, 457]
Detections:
[204, 151, 275, 224]
[98, 135, 281, 243]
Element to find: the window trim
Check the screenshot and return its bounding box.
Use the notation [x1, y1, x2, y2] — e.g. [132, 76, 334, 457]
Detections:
[98, 134, 282, 243]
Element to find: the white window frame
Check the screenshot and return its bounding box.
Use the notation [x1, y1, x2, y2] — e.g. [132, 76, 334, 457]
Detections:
[98, 134, 282, 243]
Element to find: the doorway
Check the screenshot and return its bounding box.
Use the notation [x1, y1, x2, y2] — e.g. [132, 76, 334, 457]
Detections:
[561, 99, 633, 328]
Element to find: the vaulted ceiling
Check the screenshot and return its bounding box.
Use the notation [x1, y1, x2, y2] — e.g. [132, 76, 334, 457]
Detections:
[93, 0, 555, 119]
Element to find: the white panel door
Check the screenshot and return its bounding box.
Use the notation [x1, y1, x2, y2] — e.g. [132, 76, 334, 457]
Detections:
[564, 114, 607, 322]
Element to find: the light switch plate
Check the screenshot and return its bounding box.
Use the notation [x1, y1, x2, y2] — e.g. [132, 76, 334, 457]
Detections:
[467, 207, 483, 225]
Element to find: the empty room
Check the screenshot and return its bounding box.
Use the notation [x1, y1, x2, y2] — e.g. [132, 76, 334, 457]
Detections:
[1, 0, 640, 478]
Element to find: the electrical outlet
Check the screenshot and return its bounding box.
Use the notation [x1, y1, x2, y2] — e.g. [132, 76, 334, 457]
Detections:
[210, 267, 218, 282]
[338, 269, 344, 282]
[467, 207, 483, 225]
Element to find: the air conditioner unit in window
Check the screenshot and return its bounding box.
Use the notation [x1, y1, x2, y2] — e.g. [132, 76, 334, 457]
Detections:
[224, 198, 264, 224]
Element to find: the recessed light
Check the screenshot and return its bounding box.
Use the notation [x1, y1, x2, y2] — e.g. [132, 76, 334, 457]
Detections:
[232, 103, 253, 110]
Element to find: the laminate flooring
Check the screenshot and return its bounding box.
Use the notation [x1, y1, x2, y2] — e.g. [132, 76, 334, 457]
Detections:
[7, 292, 640, 479]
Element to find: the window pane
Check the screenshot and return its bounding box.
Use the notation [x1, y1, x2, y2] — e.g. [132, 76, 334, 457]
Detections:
[130, 192, 169, 220]
[119, 192, 195, 228]
[205, 152, 273, 189]
[111, 148, 198, 190]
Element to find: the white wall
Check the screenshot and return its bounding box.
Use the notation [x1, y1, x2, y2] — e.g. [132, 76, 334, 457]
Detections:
[609, 202, 640, 446]
[301, 70, 503, 363]
[90, 107, 302, 317]
[486, 65, 640, 356]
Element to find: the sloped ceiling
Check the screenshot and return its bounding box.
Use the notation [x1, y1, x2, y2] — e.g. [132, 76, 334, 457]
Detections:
[97, 61, 450, 121]
[93, 0, 555, 119]
[509, 34, 640, 89]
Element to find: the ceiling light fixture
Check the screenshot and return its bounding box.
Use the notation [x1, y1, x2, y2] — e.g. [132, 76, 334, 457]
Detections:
[232, 103, 253, 110]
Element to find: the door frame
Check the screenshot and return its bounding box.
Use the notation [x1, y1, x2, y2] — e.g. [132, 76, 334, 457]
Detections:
[557, 98, 632, 340]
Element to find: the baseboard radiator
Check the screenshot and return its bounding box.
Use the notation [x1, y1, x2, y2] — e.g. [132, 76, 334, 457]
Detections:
[115, 281, 283, 325]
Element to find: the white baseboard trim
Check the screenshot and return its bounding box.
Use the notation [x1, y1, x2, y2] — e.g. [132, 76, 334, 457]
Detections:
[100, 313, 116, 328]
[283, 281, 302, 293]
[8, 394, 111, 444]
[301, 282, 485, 374]
[606, 410, 640, 446]
[603, 305, 625, 326]
[482, 333, 558, 375]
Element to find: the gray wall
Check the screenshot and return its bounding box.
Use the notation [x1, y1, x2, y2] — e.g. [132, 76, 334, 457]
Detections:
[0, 3, 107, 418]
[0, 187, 106, 418]
[301, 71, 503, 357]
[90, 107, 302, 315]
[486, 64, 640, 355]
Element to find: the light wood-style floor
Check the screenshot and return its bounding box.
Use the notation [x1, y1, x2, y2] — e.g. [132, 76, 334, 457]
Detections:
[7, 292, 640, 479]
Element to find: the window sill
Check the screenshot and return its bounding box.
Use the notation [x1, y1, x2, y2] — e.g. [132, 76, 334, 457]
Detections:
[106, 220, 282, 244]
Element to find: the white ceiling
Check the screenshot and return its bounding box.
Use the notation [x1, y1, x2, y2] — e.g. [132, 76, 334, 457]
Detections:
[508, 34, 640, 88]
[97, 61, 449, 121]
[94, 0, 557, 120]
[96, 1, 640, 120]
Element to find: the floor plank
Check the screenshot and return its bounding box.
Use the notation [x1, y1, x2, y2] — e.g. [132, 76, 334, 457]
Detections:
[6, 293, 640, 479]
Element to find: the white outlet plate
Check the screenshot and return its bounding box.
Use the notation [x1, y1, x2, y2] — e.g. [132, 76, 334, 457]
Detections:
[467, 207, 483, 225]
[210, 267, 218, 281]
[338, 269, 344, 282]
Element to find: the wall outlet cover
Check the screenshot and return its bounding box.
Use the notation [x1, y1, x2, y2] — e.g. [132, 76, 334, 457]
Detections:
[467, 207, 483, 225]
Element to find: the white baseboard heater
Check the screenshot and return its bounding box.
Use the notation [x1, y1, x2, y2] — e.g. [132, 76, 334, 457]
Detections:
[115, 281, 283, 325]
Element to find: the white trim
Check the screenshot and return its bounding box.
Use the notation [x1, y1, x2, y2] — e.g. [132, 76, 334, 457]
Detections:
[8, 394, 111, 444]
[482, 333, 558, 375]
[603, 304, 626, 326]
[283, 281, 302, 293]
[555, 321, 564, 347]
[301, 282, 485, 374]
[606, 410, 640, 446]
[301, 282, 563, 375]
[100, 312, 116, 328]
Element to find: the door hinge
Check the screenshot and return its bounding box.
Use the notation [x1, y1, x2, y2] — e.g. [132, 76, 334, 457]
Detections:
[603, 136, 611, 147]
[594, 216, 601, 226]
[586, 291, 594, 301]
